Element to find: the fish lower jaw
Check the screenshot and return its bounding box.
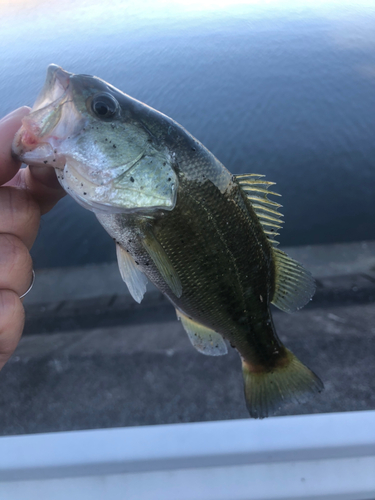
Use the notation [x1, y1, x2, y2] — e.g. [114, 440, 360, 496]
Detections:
[18, 146, 65, 169]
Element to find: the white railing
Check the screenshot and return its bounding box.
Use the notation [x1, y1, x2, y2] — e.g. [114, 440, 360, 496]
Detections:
[0, 410, 374, 500]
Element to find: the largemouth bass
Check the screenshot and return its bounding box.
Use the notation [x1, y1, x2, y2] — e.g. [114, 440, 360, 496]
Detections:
[12, 65, 323, 418]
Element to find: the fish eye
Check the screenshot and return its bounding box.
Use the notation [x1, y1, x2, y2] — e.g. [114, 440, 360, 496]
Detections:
[91, 93, 118, 118]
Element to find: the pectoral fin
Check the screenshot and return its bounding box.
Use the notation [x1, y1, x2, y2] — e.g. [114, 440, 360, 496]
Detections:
[142, 233, 182, 298]
[271, 248, 315, 313]
[116, 244, 148, 303]
[176, 310, 228, 356]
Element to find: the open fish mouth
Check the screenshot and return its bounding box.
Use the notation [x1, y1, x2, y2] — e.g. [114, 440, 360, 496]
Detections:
[12, 64, 83, 169]
[12, 64, 179, 215]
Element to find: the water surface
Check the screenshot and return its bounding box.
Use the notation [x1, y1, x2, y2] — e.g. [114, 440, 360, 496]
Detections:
[1, 0, 374, 267]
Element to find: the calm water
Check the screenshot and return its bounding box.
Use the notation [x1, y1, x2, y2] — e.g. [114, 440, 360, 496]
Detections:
[1, 0, 374, 268]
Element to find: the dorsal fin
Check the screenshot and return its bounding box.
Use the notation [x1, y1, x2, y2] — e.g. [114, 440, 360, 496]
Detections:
[235, 174, 284, 246]
[271, 248, 316, 313]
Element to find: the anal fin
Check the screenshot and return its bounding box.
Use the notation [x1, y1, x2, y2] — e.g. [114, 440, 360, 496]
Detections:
[176, 309, 228, 356]
[116, 244, 148, 303]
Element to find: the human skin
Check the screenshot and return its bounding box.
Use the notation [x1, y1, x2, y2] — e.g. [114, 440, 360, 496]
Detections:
[0, 107, 65, 369]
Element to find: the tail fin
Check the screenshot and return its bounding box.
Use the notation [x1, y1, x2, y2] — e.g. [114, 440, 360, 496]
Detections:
[242, 349, 323, 419]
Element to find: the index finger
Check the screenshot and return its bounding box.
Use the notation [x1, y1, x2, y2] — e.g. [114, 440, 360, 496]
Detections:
[0, 107, 31, 185]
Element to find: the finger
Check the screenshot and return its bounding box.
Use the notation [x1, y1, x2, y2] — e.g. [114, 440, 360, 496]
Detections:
[0, 107, 31, 185]
[0, 234, 33, 297]
[25, 165, 66, 214]
[6, 166, 66, 215]
[0, 187, 41, 249]
[0, 290, 24, 370]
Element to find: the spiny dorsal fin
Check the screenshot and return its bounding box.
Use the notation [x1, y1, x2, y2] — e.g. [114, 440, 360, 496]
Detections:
[271, 248, 315, 313]
[116, 244, 148, 303]
[176, 309, 228, 356]
[235, 173, 284, 247]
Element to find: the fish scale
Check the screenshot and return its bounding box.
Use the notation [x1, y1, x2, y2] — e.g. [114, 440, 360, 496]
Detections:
[142, 178, 280, 361]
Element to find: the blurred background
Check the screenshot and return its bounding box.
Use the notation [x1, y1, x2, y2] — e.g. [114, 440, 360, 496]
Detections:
[1, 0, 374, 268]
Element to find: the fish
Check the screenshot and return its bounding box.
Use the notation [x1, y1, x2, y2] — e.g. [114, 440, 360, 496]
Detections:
[12, 64, 323, 418]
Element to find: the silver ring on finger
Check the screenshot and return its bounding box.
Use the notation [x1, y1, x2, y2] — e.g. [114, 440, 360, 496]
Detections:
[19, 269, 35, 299]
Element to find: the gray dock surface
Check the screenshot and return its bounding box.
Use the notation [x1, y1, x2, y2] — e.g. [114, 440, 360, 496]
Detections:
[1, 241, 374, 435]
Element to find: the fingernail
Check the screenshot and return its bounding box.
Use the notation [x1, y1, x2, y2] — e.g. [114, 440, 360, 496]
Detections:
[0, 106, 31, 124]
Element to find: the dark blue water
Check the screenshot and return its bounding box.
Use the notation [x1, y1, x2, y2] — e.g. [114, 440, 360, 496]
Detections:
[1, 1, 374, 268]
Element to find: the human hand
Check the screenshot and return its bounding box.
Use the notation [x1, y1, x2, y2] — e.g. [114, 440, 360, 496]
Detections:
[0, 107, 66, 370]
